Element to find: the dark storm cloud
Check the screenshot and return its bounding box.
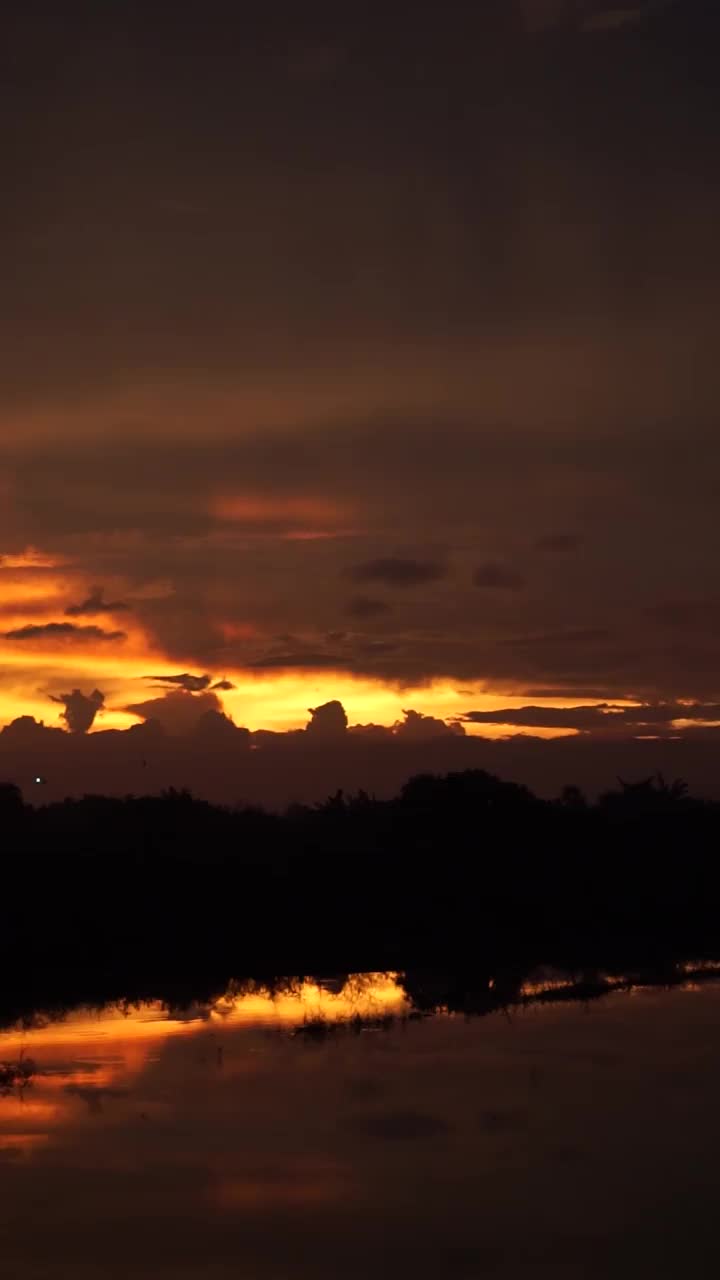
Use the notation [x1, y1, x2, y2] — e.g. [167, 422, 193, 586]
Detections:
[472, 563, 526, 590]
[49, 688, 105, 734]
[345, 596, 392, 618]
[143, 673, 212, 692]
[348, 559, 447, 588]
[65, 586, 130, 616]
[5, 622, 126, 642]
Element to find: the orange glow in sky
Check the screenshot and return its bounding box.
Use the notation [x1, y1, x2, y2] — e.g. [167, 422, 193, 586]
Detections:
[0, 654, 595, 738]
[0, 548, 640, 740]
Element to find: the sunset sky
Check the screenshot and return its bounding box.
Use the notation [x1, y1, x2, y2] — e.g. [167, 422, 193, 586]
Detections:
[2, 0, 718, 743]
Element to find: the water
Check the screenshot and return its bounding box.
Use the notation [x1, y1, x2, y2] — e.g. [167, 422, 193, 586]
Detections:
[2, 973, 720, 1278]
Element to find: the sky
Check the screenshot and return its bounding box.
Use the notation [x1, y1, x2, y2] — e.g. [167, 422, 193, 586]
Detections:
[2, 0, 719, 772]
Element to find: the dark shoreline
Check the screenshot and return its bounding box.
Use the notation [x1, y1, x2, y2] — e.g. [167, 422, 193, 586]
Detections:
[3, 956, 720, 1039]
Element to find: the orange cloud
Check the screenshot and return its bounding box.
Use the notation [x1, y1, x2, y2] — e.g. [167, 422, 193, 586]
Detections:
[0, 547, 67, 569]
[213, 493, 349, 529]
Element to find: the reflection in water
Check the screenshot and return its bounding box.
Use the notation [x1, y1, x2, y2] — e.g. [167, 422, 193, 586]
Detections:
[0, 975, 408, 1154]
[2, 973, 720, 1277]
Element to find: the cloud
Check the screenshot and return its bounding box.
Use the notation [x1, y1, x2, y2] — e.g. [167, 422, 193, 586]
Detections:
[300, 704, 465, 742]
[462, 703, 624, 730]
[394, 710, 465, 740]
[348, 558, 447, 588]
[306, 700, 348, 738]
[143, 672, 212, 692]
[3, 693, 720, 809]
[251, 653, 348, 670]
[191, 708, 248, 743]
[213, 494, 347, 531]
[472, 562, 526, 590]
[461, 701, 720, 733]
[0, 715, 63, 746]
[5, 622, 126, 642]
[2, 395, 718, 697]
[49, 688, 105, 734]
[125, 689, 223, 735]
[65, 586, 130, 617]
[534, 533, 584, 553]
[211, 679, 236, 691]
[345, 596, 392, 618]
[0, 548, 62, 569]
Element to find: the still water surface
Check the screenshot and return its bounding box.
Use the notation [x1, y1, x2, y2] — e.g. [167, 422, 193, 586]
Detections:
[2, 973, 720, 1278]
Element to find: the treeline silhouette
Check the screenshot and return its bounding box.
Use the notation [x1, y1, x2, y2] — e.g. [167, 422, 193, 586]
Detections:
[2, 768, 720, 999]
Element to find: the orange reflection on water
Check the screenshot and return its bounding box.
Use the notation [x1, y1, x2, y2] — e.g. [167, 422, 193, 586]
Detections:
[0, 974, 408, 1157]
[211, 973, 408, 1026]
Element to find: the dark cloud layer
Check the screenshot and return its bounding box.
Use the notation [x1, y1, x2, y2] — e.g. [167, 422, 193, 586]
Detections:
[250, 653, 350, 670]
[462, 701, 720, 732]
[5, 622, 126, 642]
[143, 673, 213, 692]
[348, 559, 448, 588]
[65, 587, 130, 617]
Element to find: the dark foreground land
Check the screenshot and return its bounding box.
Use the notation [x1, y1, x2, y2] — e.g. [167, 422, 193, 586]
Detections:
[2, 768, 720, 1014]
